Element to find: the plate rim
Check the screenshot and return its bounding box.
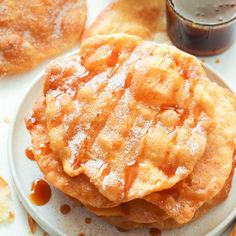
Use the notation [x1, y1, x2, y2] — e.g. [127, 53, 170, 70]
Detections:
[8, 57, 236, 236]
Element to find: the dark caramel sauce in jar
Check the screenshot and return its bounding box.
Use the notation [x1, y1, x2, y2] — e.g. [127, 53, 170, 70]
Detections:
[29, 179, 51, 206]
[167, 0, 236, 56]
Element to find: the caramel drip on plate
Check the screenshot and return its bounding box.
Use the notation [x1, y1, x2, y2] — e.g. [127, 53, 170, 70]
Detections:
[149, 228, 162, 236]
[60, 204, 71, 215]
[29, 179, 51, 206]
[84, 217, 92, 224]
[25, 147, 35, 161]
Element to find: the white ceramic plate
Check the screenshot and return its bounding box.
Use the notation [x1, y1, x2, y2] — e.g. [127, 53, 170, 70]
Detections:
[8, 58, 236, 236]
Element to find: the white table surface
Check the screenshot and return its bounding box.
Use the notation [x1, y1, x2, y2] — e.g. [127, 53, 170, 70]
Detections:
[0, 0, 235, 235]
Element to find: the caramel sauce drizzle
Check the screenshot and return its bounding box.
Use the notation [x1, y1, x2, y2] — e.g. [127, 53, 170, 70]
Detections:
[71, 89, 125, 170]
[25, 147, 35, 161]
[123, 117, 154, 197]
[25, 98, 46, 132]
[101, 165, 111, 179]
[46, 66, 78, 92]
[124, 72, 133, 89]
[29, 179, 51, 206]
[106, 49, 120, 68]
[160, 163, 177, 177]
[66, 64, 125, 144]
[25, 114, 39, 132]
[39, 142, 51, 156]
[70, 47, 139, 170]
[49, 71, 95, 129]
[124, 160, 139, 195]
[233, 150, 236, 168]
[123, 77, 200, 192]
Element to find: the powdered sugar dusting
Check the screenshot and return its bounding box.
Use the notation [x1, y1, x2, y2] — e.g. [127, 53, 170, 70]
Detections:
[84, 159, 104, 177]
[68, 130, 87, 164]
[52, 1, 84, 39]
[102, 171, 119, 191]
[187, 139, 199, 155]
[176, 166, 187, 176]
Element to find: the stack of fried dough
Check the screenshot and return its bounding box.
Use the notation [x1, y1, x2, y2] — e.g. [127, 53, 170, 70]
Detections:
[25, 34, 236, 230]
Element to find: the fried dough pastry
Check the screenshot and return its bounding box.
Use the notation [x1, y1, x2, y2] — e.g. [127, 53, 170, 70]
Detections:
[43, 35, 214, 203]
[83, 0, 167, 41]
[0, 0, 87, 75]
[25, 34, 236, 230]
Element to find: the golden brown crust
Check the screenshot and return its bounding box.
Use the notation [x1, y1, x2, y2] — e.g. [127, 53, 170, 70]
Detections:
[0, 0, 87, 76]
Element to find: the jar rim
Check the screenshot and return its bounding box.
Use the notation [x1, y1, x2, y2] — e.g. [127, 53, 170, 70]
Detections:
[167, 0, 236, 28]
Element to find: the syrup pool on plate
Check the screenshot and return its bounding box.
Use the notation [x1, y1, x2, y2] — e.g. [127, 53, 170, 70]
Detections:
[29, 179, 51, 206]
[60, 204, 71, 215]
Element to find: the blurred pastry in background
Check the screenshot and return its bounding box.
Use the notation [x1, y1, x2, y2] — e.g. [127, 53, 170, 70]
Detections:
[0, 0, 87, 76]
[83, 0, 170, 43]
